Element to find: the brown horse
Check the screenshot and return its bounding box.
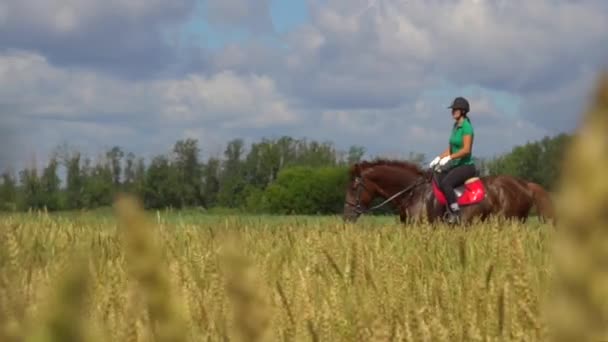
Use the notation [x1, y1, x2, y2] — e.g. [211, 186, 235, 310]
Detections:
[342, 159, 555, 225]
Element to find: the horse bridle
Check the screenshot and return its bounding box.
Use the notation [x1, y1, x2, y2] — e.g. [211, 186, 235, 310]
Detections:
[344, 176, 368, 214]
[344, 174, 427, 215]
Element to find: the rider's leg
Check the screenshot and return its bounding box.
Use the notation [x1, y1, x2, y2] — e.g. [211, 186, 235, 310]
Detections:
[440, 164, 477, 214]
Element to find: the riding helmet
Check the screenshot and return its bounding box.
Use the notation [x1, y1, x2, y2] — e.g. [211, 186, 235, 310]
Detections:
[448, 97, 470, 113]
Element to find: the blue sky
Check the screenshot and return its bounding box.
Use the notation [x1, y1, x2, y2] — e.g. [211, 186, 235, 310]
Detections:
[1, 0, 607, 169]
[270, 0, 309, 34]
[181, 0, 309, 49]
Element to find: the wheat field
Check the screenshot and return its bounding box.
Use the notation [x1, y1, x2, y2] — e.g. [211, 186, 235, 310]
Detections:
[0, 203, 554, 342]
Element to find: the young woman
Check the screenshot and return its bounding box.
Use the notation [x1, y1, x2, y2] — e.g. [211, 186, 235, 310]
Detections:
[428, 97, 477, 223]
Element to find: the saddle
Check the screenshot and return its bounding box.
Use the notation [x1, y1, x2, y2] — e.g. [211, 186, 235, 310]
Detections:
[431, 176, 486, 206]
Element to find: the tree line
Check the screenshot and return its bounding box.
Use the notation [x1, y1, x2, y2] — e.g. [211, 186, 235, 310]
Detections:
[482, 133, 572, 191]
[0, 137, 371, 213]
[0, 133, 571, 214]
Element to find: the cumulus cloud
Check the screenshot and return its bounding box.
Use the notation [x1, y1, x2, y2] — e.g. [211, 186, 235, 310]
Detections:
[160, 71, 298, 127]
[0, 0, 198, 78]
[521, 67, 599, 133]
[1, 51, 296, 123]
[281, 0, 608, 106]
[203, 0, 274, 34]
[0, 117, 23, 171]
[0, 51, 299, 166]
[211, 39, 284, 75]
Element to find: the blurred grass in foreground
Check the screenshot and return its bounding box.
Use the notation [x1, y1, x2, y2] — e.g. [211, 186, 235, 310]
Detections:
[547, 72, 608, 341]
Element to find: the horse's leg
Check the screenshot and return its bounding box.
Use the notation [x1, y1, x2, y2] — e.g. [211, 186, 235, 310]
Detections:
[400, 204, 421, 225]
[399, 194, 435, 226]
[427, 199, 445, 226]
[399, 210, 407, 223]
[460, 208, 472, 227]
[461, 205, 485, 226]
[514, 204, 533, 225]
[480, 204, 492, 222]
[526, 182, 555, 224]
[397, 200, 409, 225]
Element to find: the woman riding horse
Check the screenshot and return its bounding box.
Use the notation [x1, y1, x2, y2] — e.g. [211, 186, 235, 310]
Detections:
[343, 159, 555, 226]
[343, 97, 556, 225]
[428, 97, 476, 224]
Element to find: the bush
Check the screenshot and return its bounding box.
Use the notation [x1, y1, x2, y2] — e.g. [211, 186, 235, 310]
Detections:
[256, 166, 349, 215]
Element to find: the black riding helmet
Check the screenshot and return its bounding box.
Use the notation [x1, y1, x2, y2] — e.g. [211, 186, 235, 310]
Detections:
[448, 97, 470, 114]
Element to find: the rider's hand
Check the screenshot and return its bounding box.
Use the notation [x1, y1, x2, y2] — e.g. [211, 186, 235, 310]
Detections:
[429, 156, 440, 168]
[439, 155, 452, 166]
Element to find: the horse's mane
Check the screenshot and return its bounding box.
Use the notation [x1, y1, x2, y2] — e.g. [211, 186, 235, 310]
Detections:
[348, 158, 426, 179]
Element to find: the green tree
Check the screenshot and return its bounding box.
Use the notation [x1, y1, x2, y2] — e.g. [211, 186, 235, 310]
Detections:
[134, 157, 146, 196]
[201, 158, 220, 208]
[487, 134, 572, 189]
[537, 133, 571, 189]
[347, 145, 366, 165]
[19, 166, 42, 210]
[144, 155, 180, 209]
[296, 140, 337, 167]
[276, 136, 297, 168]
[218, 139, 246, 207]
[83, 156, 113, 208]
[244, 139, 281, 188]
[0, 171, 17, 211]
[39, 157, 61, 210]
[64, 152, 84, 209]
[106, 146, 124, 188]
[172, 139, 203, 207]
[123, 152, 136, 191]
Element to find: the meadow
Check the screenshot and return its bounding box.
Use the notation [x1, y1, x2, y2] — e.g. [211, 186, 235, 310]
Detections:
[1, 203, 554, 341]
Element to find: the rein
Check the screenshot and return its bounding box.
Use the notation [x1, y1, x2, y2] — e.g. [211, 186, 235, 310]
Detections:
[345, 175, 427, 215]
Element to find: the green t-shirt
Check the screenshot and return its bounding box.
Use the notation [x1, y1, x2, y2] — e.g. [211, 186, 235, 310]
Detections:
[449, 118, 474, 167]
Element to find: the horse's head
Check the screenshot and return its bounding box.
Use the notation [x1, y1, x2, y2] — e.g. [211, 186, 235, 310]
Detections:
[343, 163, 376, 222]
[343, 159, 426, 222]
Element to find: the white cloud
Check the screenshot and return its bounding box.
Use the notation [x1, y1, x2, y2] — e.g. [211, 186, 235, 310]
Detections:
[0, 52, 156, 117]
[203, 0, 274, 33]
[0, 51, 299, 166]
[299, 0, 608, 92]
[161, 71, 298, 127]
[0, 0, 198, 78]
[0, 0, 193, 35]
[0, 51, 297, 125]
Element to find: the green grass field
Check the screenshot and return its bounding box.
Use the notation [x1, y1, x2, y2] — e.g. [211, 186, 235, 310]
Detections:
[0, 200, 555, 341]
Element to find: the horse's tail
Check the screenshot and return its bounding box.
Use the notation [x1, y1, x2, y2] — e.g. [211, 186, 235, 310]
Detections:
[526, 182, 556, 225]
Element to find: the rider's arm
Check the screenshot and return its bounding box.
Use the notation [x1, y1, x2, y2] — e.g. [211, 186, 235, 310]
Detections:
[440, 147, 450, 158]
[450, 135, 472, 159]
